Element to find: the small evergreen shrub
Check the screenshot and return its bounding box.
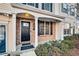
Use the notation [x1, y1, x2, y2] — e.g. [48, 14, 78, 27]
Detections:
[35, 44, 48, 56]
[61, 39, 75, 49]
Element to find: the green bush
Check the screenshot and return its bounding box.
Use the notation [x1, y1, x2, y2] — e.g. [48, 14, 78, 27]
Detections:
[35, 44, 48, 56]
[60, 43, 69, 51]
[73, 34, 79, 40]
[64, 36, 72, 40]
[50, 40, 61, 48]
[62, 37, 75, 49]
[51, 46, 63, 56]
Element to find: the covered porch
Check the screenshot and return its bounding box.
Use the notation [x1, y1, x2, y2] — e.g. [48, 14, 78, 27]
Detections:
[15, 12, 64, 51]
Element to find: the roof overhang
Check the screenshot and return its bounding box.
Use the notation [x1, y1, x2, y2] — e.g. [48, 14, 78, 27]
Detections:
[11, 3, 65, 22]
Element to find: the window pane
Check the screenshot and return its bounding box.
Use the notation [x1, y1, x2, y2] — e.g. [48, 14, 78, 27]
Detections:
[44, 3, 50, 11]
[38, 21, 44, 35]
[50, 3, 52, 12]
[24, 3, 38, 8]
[62, 3, 68, 13]
[27, 3, 34, 6]
[42, 3, 53, 12]
[22, 3, 26, 5]
[64, 29, 71, 35]
[76, 15, 79, 20]
[63, 4, 67, 9]
[45, 22, 49, 35]
[70, 7, 75, 16]
[64, 29, 67, 34]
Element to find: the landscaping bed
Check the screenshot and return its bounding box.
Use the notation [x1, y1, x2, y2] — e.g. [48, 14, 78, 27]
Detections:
[35, 34, 79, 56]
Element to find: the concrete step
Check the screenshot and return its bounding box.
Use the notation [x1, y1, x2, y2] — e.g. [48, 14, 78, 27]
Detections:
[20, 49, 36, 56]
[21, 45, 34, 50]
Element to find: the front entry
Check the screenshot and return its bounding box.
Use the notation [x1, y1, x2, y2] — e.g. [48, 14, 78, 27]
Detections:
[21, 21, 30, 42]
[0, 25, 6, 53]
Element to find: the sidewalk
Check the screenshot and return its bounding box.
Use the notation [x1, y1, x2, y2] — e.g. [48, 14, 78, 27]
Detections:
[20, 49, 36, 56]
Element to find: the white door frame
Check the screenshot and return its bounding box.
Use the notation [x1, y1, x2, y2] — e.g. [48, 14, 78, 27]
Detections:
[20, 20, 31, 44]
[0, 21, 8, 53]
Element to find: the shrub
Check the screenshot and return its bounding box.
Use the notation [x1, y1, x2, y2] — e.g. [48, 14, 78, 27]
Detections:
[35, 44, 48, 56]
[62, 37, 75, 49]
[60, 43, 69, 51]
[50, 40, 61, 48]
[44, 42, 51, 49]
[64, 36, 72, 40]
[51, 46, 63, 56]
[73, 34, 79, 40]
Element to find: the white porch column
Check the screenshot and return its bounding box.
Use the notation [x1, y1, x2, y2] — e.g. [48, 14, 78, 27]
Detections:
[35, 17, 38, 48]
[60, 22, 64, 40]
[12, 14, 16, 51]
[56, 22, 64, 40]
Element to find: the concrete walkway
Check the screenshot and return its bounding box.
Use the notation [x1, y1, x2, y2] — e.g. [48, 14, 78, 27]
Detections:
[20, 49, 36, 56]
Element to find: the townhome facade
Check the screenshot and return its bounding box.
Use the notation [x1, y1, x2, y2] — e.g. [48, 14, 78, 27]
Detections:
[75, 4, 79, 34]
[0, 3, 77, 54]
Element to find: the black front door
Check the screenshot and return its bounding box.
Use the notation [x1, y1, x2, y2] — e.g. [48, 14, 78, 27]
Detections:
[0, 25, 6, 53]
[21, 21, 30, 42]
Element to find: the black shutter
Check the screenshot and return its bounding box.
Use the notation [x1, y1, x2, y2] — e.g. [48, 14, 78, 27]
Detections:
[50, 3, 52, 12]
[35, 3, 38, 8]
[42, 3, 44, 10]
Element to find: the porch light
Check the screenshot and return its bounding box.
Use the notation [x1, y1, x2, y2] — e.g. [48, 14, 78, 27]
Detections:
[25, 13, 30, 17]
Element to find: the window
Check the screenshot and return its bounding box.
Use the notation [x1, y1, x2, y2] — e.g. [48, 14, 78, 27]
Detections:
[27, 3, 34, 6]
[61, 3, 68, 13]
[70, 6, 75, 16]
[42, 3, 52, 12]
[64, 29, 71, 34]
[22, 3, 26, 5]
[22, 3, 39, 8]
[64, 23, 71, 35]
[38, 20, 53, 35]
[38, 21, 44, 35]
[76, 15, 79, 20]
